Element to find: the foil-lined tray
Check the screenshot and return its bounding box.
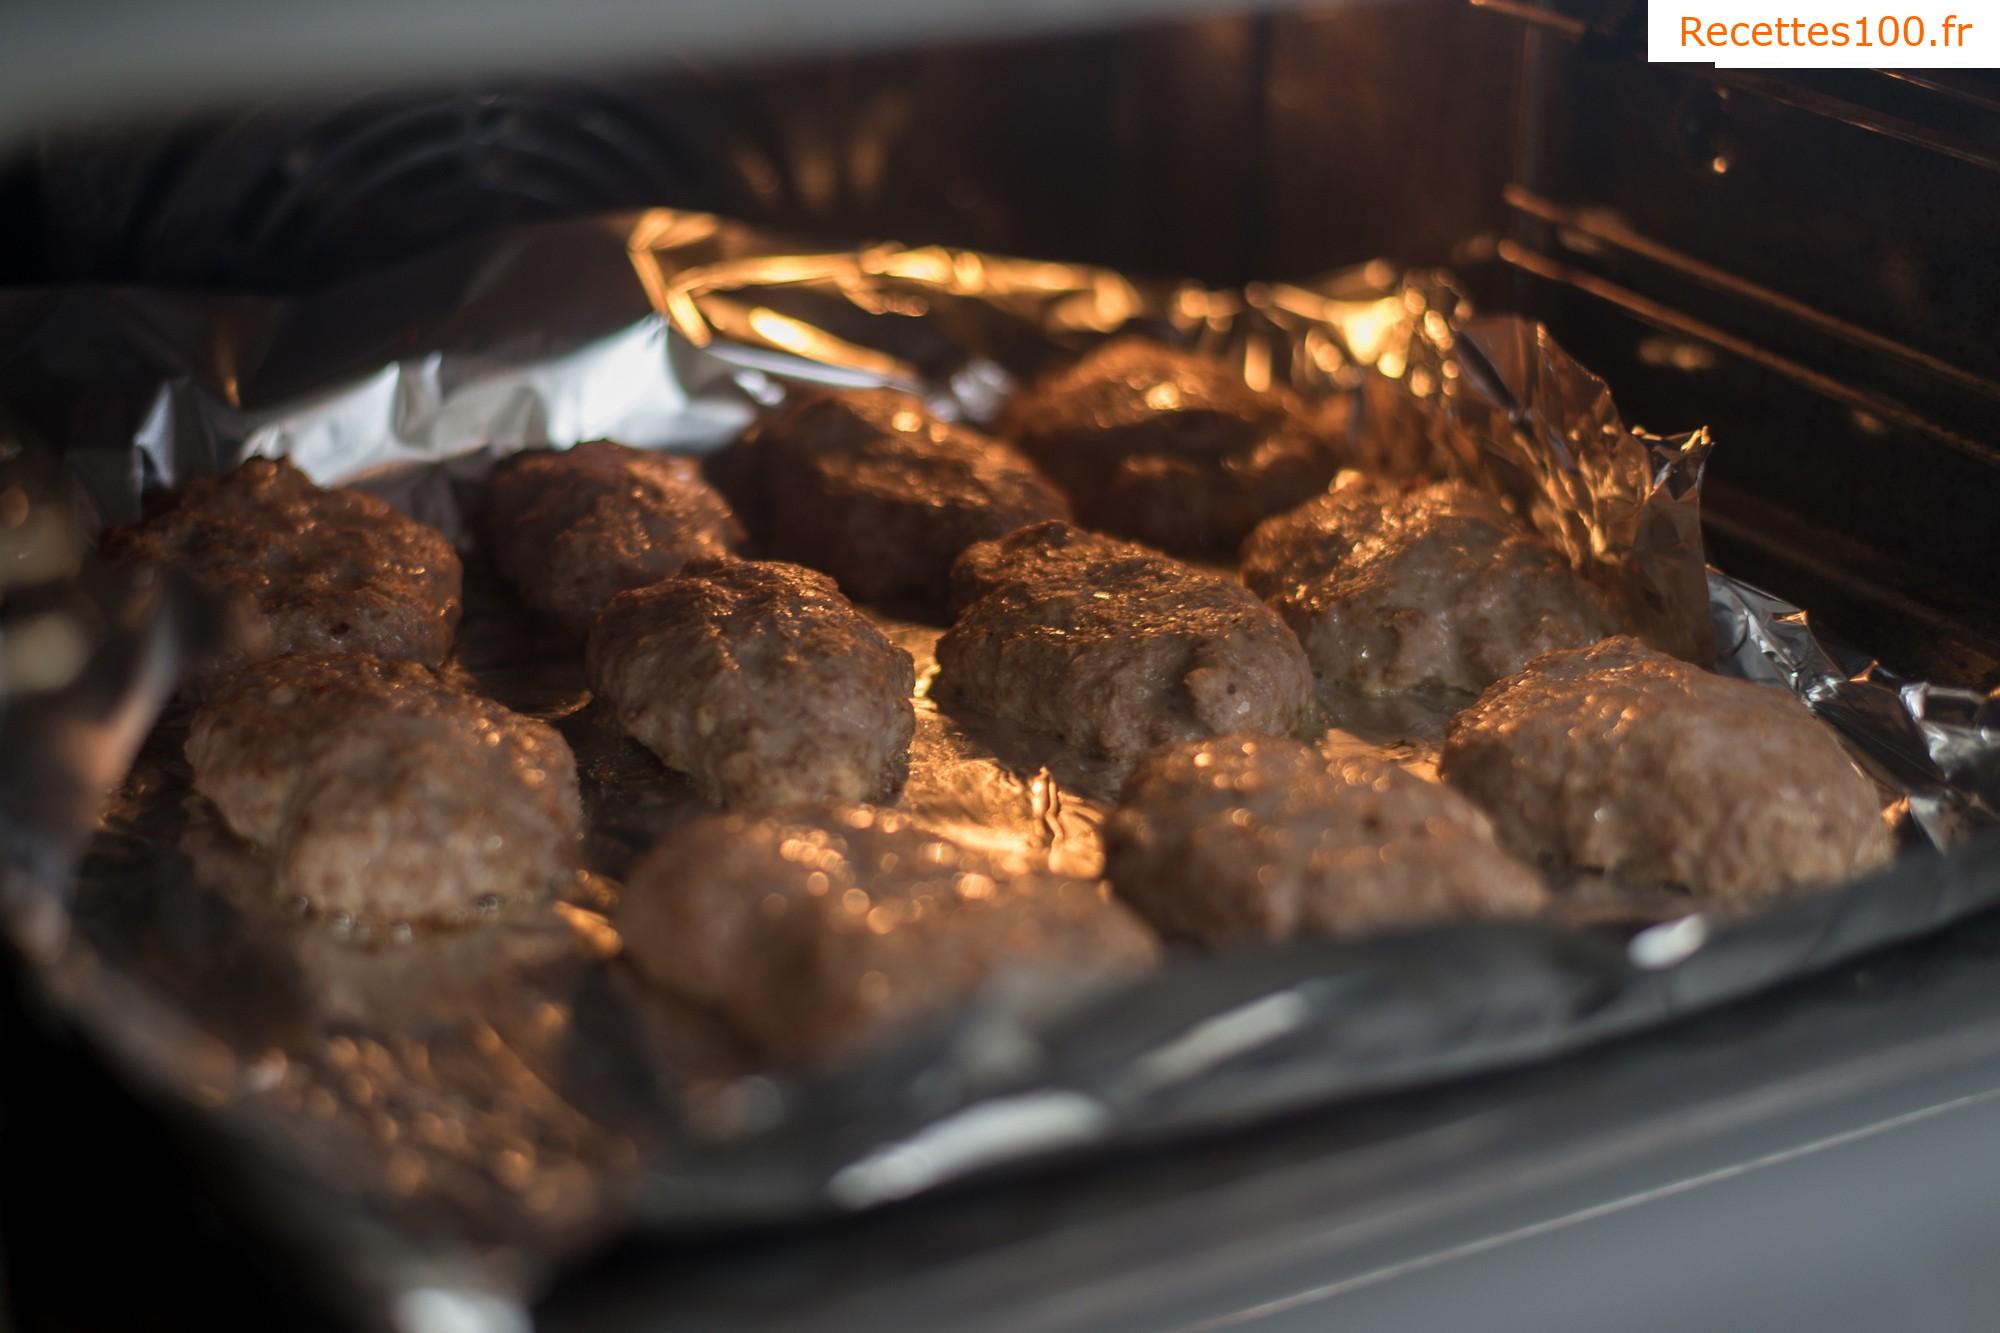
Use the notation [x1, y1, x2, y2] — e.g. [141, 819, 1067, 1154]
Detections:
[3, 210, 1998, 1323]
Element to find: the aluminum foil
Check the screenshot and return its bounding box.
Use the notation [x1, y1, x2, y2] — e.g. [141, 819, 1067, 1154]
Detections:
[3, 209, 1999, 1325]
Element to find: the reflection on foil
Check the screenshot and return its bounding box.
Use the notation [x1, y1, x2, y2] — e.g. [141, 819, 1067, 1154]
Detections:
[1353, 308, 1714, 666]
[2, 211, 1999, 1321]
[826, 1089, 1113, 1210]
[1712, 571, 2000, 845]
[1627, 914, 1710, 970]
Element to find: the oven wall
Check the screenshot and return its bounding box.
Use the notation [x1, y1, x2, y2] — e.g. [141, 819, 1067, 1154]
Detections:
[5, 2, 1517, 290]
[1493, 1, 2000, 684]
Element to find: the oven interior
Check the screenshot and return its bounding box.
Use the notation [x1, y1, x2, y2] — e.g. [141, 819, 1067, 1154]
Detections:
[6, 0, 1997, 684]
[1, 1, 1998, 1328]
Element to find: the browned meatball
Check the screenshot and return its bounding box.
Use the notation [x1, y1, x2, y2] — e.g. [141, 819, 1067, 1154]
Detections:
[617, 804, 1159, 1062]
[935, 521, 1313, 763]
[751, 388, 1070, 611]
[587, 559, 916, 808]
[1106, 734, 1548, 947]
[1439, 637, 1893, 904]
[1003, 338, 1343, 554]
[187, 652, 583, 923]
[107, 457, 461, 680]
[483, 441, 745, 629]
[1240, 474, 1620, 700]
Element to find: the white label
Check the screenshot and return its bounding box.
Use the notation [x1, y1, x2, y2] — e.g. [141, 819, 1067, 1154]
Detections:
[1648, 0, 2000, 65]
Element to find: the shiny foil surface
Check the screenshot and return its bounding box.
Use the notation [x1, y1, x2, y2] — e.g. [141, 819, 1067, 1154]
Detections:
[2, 211, 1997, 1324]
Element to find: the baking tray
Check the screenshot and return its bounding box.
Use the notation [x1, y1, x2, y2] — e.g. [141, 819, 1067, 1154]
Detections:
[1, 209, 1996, 1320]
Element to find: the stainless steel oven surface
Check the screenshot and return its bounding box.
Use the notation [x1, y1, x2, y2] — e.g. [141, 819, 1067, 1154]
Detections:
[1, 2, 1996, 1330]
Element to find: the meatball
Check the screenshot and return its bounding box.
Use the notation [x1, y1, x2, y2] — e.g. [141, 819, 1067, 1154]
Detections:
[1438, 637, 1893, 904]
[752, 388, 1070, 611]
[482, 441, 745, 629]
[1240, 473, 1621, 700]
[617, 804, 1160, 1062]
[107, 457, 461, 680]
[1106, 734, 1548, 947]
[935, 521, 1313, 763]
[187, 652, 583, 923]
[587, 559, 916, 808]
[1003, 338, 1342, 554]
